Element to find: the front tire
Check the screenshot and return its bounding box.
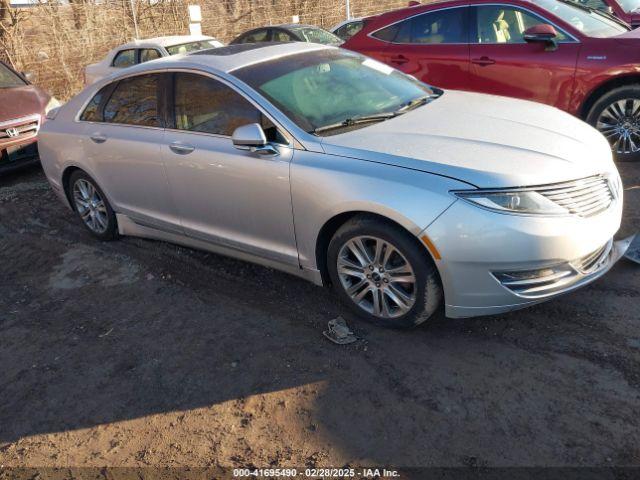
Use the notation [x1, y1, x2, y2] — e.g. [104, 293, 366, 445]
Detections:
[327, 215, 442, 329]
[68, 170, 118, 240]
[586, 85, 640, 162]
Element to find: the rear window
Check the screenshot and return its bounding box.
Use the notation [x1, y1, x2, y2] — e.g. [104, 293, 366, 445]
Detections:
[235, 30, 270, 44]
[289, 26, 343, 45]
[165, 40, 222, 55]
[112, 49, 137, 68]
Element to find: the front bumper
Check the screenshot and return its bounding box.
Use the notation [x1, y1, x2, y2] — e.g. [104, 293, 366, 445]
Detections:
[0, 141, 39, 174]
[422, 197, 627, 318]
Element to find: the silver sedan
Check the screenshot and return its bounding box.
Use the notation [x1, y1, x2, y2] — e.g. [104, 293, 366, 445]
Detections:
[39, 43, 631, 328]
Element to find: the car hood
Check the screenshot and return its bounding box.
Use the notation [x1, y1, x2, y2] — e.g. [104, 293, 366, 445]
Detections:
[613, 25, 640, 43]
[0, 85, 49, 122]
[320, 90, 616, 188]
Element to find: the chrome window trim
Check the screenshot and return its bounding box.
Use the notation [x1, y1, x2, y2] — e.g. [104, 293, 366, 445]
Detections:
[367, 3, 580, 45]
[75, 68, 299, 149]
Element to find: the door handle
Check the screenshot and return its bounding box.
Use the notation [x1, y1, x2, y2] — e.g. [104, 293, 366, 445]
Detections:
[472, 56, 496, 66]
[90, 134, 107, 144]
[390, 55, 409, 65]
[169, 142, 195, 155]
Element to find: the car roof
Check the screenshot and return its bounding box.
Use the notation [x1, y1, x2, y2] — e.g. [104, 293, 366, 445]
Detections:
[117, 35, 216, 49]
[120, 42, 334, 76]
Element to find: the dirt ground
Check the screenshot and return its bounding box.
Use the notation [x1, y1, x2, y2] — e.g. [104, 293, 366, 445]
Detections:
[0, 163, 639, 470]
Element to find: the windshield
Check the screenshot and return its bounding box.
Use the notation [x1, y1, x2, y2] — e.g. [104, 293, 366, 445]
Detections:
[166, 39, 222, 55]
[289, 26, 343, 46]
[0, 62, 26, 88]
[619, 0, 640, 12]
[537, 0, 628, 36]
[234, 49, 439, 135]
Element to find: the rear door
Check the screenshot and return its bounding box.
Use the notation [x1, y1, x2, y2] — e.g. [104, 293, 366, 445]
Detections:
[468, 4, 581, 110]
[374, 6, 471, 90]
[80, 72, 180, 232]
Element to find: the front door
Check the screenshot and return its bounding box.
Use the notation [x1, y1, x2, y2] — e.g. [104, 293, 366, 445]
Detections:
[161, 72, 299, 266]
[468, 4, 581, 110]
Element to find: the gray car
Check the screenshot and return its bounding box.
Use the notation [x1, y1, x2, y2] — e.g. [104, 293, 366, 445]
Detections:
[39, 43, 630, 328]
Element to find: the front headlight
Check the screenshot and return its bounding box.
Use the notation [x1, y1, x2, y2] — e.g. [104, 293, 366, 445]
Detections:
[453, 189, 569, 216]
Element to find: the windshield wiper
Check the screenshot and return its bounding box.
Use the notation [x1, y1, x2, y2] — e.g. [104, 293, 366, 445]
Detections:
[394, 94, 438, 115]
[312, 93, 441, 134]
[312, 112, 397, 134]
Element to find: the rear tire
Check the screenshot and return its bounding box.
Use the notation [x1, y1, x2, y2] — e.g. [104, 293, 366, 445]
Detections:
[586, 85, 640, 162]
[68, 170, 118, 241]
[327, 215, 442, 329]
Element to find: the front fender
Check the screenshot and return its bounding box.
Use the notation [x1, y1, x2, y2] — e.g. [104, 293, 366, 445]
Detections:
[290, 151, 468, 270]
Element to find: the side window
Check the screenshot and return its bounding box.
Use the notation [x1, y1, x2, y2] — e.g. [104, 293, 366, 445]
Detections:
[103, 74, 160, 127]
[174, 73, 261, 136]
[80, 87, 109, 122]
[112, 49, 137, 68]
[140, 49, 161, 63]
[474, 6, 568, 43]
[241, 29, 270, 43]
[371, 9, 467, 44]
[273, 30, 295, 42]
[371, 23, 401, 42]
[172, 73, 287, 143]
[410, 8, 468, 44]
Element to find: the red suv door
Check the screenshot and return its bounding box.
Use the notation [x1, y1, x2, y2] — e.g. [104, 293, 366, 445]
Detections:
[468, 4, 581, 110]
[370, 6, 471, 91]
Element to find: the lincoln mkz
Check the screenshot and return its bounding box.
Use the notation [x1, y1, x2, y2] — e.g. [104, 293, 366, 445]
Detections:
[39, 43, 631, 328]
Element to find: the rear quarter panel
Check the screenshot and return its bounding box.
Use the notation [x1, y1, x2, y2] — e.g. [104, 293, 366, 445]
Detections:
[38, 92, 103, 207]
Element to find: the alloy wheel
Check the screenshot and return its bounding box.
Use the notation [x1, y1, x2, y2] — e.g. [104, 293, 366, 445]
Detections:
[336, 236, 417, 319]
[596, 98, 640, 155]
[72, 179, 109, 234]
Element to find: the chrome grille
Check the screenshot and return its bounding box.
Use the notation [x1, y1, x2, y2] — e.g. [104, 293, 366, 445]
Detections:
[0, 114, 40, 142]
[537, 175, 614, 218]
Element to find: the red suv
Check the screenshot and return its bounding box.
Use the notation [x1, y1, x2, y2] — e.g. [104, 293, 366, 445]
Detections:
[344, 0, 640, 161]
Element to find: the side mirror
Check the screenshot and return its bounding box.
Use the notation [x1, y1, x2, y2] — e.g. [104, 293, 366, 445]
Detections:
[232, 123, 279, 157]
[523, 24, 558, 51]
[22, 71, 35, 83]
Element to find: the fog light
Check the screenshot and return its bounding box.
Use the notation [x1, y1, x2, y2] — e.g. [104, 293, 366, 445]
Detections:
[492, 264, 576, 297]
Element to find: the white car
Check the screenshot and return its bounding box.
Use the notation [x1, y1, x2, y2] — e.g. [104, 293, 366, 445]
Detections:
[84, 35, 224, 85]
